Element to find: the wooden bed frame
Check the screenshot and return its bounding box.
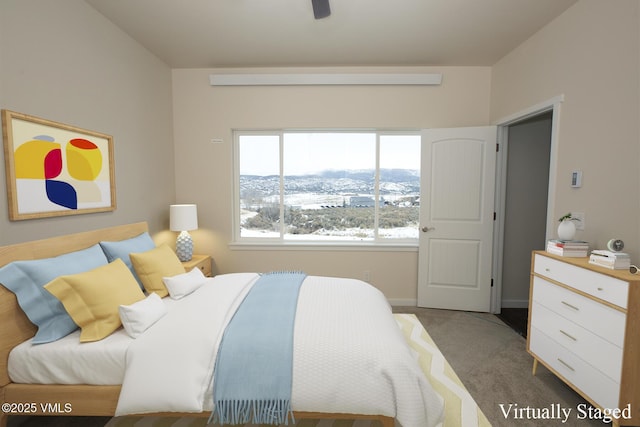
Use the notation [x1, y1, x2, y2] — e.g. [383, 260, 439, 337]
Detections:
[0, 223, 394, 427]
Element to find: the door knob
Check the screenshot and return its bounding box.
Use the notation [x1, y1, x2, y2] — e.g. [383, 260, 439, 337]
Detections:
[421, 226, 435, 232]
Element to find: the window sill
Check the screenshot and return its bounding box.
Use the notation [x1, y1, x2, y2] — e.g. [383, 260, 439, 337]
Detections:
[229, 241, 418, 252]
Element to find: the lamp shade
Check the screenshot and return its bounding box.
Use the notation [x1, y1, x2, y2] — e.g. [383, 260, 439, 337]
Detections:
[170, 204, 198, 231]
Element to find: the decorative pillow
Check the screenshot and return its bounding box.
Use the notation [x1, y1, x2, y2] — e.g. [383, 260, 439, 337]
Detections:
[0, 244, 109, 344]
[44, 259, 145, 342]
[163, 267, 207, 300]
[119, 293, 167, 338]
[130, 245, 185, 298]
[99, 232, 155, 290]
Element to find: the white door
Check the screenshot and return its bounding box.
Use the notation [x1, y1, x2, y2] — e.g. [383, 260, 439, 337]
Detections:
[418, 126, 497, 312]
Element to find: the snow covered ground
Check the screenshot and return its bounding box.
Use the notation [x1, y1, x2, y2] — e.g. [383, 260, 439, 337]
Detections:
[240, 226, 418, 241]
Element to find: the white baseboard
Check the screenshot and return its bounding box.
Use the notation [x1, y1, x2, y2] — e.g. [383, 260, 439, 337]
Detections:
[387, 298, 529, 309]
[501, 299, 529, 308]
[388, 298, 417, 307]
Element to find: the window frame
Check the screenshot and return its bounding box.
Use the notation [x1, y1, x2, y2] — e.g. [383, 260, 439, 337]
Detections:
[231, 129, 421, 250]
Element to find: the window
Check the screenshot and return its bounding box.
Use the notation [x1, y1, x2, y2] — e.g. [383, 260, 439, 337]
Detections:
[235, 130, 420, 244]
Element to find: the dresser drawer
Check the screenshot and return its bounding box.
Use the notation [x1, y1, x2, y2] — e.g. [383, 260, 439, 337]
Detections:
[529, 327, 620, 409]
[531, 301, 623, 381]
[532, 277, 626, 347]
[534, 254, 628, 308]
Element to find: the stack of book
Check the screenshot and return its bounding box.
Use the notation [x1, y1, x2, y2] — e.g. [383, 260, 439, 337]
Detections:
[589, 250, 631, 270]
[546, 239, 589, 257]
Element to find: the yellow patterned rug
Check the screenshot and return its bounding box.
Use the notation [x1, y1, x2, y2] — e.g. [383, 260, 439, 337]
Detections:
[106, 314, 490, 427]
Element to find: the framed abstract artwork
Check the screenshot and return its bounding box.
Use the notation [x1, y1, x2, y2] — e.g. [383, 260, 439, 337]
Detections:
[1, 110, 116, 220]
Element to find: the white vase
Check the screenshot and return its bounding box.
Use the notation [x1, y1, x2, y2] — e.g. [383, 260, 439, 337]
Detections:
[557, 219, 576, 241]
[176, 230, 194, 261]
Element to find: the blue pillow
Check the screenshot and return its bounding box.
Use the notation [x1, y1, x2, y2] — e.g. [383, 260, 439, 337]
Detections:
[99, 232, 155, 289]
[0, 244, 109, 344]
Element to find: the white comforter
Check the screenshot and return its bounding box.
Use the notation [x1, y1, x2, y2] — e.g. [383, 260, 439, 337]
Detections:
[116, 273, 444, 427]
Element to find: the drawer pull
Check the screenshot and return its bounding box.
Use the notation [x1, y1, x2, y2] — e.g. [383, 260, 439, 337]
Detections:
[559, 329, 577, 341]
[597, 287, 604, 291]
[561, 301, 579, 311]
[557, 358, 575, 372]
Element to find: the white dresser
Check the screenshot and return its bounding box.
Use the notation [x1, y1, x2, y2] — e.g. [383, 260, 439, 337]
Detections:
[528, 251, 640, 426]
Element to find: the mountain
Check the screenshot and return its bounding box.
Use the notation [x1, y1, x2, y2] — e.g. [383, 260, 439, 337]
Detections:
[240, 169, 419, 198]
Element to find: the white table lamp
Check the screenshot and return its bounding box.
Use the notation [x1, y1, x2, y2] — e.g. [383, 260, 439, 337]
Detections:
[170, 204, 198, 261]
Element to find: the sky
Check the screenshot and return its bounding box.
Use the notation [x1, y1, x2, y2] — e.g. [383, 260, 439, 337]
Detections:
[239, 132, 420, 176]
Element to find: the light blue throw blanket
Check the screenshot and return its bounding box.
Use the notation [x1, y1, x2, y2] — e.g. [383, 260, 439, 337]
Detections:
[211, 272, 307, 425]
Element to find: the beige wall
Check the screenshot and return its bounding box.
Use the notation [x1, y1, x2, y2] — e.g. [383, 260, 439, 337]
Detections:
[172, 67, 492, 302]
[0, 0, 175, 244]
[491, 0, 640, 260]
[4, 0, 638, 304]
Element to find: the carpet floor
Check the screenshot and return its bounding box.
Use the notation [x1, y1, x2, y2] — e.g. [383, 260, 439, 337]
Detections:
[7, 307, 604, 427]
[397, 307, 604, 427]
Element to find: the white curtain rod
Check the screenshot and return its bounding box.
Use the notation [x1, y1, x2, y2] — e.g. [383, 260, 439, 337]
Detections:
[209, 73, 442, 86]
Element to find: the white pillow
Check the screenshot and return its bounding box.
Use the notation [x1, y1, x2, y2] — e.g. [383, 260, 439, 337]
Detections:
[119, 293, 167, 338]
[162, 267, 207, 300]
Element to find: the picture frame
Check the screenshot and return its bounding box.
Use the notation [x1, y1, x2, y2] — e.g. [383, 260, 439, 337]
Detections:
[1, 110, 116, 220]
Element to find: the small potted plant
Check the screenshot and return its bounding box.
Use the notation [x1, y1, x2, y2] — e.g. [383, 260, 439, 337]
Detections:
[557, 213, 578, 240]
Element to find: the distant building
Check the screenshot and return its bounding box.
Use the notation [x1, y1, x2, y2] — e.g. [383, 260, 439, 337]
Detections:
[349, 196, 375, 207]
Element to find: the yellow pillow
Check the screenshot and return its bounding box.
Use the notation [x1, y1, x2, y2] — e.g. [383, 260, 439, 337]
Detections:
[44, 259, 145, 342]
[130, 245, 185, 297]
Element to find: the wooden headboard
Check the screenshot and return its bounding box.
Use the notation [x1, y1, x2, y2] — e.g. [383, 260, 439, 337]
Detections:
[0, 222, 149, 387]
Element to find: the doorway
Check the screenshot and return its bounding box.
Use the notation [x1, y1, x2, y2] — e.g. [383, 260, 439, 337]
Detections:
[492, 97, 562, 335]
[502, 113, 552, 307]
[495, 112, 552, 336]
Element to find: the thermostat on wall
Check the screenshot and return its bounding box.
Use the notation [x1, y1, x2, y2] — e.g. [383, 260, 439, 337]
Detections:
[571, 170, 582, 188]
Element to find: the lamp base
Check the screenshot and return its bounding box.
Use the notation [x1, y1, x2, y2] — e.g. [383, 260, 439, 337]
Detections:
[176, 231, 193, 262]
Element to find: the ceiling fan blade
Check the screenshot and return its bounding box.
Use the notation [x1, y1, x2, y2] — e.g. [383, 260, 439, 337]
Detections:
[311, 0, 331, 19]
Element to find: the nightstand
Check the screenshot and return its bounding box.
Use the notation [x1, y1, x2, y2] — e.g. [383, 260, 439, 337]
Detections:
[181, 254, 212, 277]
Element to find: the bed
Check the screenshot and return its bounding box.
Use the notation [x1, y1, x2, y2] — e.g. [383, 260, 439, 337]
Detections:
[0, 222, 445, 427]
